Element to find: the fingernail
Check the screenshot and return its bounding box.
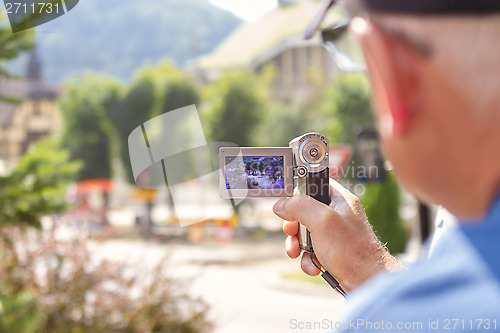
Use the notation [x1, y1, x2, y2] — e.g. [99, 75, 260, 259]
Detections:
[273, 199, 286, 213]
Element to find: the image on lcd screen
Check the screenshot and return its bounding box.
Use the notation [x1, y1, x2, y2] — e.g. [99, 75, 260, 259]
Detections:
[225, 156, 285, 190]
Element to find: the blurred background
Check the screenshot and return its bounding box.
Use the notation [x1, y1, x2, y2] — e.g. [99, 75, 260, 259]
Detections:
[0, 0, 428, 332]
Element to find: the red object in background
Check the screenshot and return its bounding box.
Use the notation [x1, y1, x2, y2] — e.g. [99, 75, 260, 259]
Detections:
[76, 178, 113, 195]
[329, 145, 353, 179]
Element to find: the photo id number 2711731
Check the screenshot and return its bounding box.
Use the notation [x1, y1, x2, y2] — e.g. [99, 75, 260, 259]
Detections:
[440, 318, 497, 330]
[5, 2, 61, 15]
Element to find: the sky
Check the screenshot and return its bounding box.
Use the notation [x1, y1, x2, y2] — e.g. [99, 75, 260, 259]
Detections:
[209, 0, 278, 21]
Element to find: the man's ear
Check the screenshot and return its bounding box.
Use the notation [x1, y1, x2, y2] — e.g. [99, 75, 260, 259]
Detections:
[352, 18, 424, 137]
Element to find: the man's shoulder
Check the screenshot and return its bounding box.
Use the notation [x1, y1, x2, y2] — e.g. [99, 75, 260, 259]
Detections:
[340, 226, 500, 332]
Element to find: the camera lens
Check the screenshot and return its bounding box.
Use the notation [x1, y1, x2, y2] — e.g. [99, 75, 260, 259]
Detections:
[301, 140, 326, 166]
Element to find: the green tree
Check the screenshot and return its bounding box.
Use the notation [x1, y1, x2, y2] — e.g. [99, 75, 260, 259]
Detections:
[201, 70, 268, 216]
[0, 139, 80, 229]
[160, 72, 200, 220]
[0, 139, 79, 331]
[319, 73, 374, 145]
[253, 101, 321, 147]
[320, 73, 408, 254]
[108, 78, 156, 184]
[162, 77, 199, 113]
[0, 11, 34, 102]
[202, 70, 265, 146]
[106, 64, 200, 229]
[60, 75, 121, 181]
[136, 61, 189, 106]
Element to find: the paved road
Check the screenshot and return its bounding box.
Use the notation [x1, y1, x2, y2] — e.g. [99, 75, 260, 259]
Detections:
[90, 238, 347, 333]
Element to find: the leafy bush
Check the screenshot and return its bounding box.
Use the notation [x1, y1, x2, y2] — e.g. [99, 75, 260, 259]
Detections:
[0, 228, 211, 333]
[360, 172, 408, 254]
[0, 290, 39, 333]
[0, 139, 80, 229]
[0, 140, 211, 332]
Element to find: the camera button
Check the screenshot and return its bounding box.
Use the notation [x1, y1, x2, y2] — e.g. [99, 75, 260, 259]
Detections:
[297, 166, 308, 178]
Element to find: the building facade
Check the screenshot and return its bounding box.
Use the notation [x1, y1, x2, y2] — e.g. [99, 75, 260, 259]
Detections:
[192, 1, 339, 102]
[0, 49, 62, 165]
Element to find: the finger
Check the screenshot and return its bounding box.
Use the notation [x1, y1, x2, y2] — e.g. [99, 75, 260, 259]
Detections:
[311, 253, 324, 270]
[285, 235, 301, 259]
[329, 178, 355, 203]
[282, 220, 299, 236]
[274, 195, 339, 233]
[273, 199, 290, 218]
[301, 252, 321, 276]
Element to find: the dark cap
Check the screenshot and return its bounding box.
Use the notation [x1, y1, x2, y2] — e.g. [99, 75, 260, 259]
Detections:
[305, 0, 500, 39]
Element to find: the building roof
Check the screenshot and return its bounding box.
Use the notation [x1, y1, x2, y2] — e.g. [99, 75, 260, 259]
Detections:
[0, 79, 61, 127]
[27, 49, 42, 82]
[0, 78, 60, 100]
[193, 1, 340, 72]
[0, 46, 60, 103]
[0, 46, 61, 128]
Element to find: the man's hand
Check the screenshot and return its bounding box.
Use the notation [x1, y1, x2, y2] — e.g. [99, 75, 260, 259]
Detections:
[273, 179, 404, 292]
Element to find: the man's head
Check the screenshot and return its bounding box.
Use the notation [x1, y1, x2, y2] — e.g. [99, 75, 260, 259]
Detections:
[311, 0, 500, 218]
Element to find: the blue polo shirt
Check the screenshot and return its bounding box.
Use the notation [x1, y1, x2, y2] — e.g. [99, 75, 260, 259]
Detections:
[337, 195, 500, 332]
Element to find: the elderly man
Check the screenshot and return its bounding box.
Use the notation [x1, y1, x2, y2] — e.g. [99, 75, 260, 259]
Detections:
[274, 0, 500, 330]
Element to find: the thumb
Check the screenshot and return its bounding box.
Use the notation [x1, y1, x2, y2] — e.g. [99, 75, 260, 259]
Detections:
[273, 194, 340, 233]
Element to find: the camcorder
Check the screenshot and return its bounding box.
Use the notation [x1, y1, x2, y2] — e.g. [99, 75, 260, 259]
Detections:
[219, 132, 330, 254]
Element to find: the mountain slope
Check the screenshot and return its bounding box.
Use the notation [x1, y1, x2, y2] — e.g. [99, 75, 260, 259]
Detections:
[10, 0, 241, 81]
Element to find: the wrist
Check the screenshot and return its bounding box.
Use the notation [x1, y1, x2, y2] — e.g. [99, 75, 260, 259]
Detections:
[343, 242, 404, 292]
[383, 252, 406, 272]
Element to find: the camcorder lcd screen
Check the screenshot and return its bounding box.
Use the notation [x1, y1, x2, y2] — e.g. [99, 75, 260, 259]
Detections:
[219, 147, 293, 198]
[225, 156, 285, 190]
